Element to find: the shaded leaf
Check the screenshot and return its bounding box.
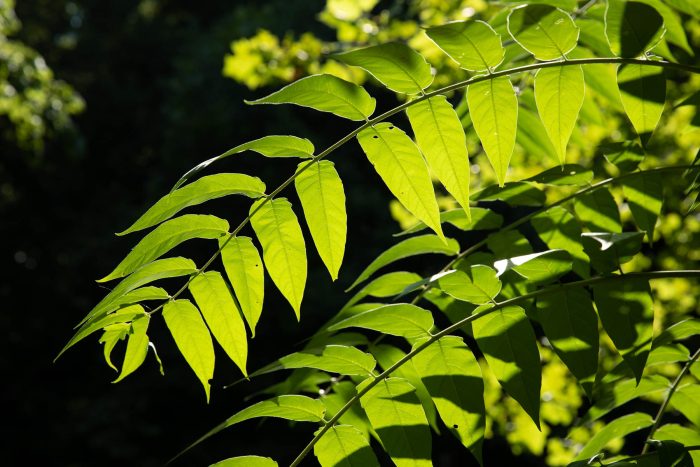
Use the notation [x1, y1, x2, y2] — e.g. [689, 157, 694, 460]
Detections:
[113, 315, 150, 383]
[617, 64, 666, 147]
[295, 161, 347, 281]
[526, 164, 592, 186]
[603, 141, 646, 173]
[437, 265, 502, 305]
[487, 230, 533, 260]
[653, 319, 700, 348]
[528, 208, 588, 277]
[654, 424, 700, 466]
[574, 188, 622, 233]
[583, 375, 669, 423]
[328, 303, 433, 339]
[250, 198, 306, 320]
[670, 385, 700, 428]
[220, 236, 264, 337]
[621, 171, 663, 241]
[395, 208, 503, 237]
[335, 42, 433, 94]
[605, 0, 665, 57]
[314, 425, 380, 467]
[426, 20, 504, 71]
[246, 74, 376, 121]
[321, 381, 373, 440]
[507, 5, 579, 60]
[582, 232, 644, 273]
[473, 182, 545, 206]
[494, 250, 572, 284]
[574, 412, 653, 460]
[357, 123, 444, 240]
[163, 299, 215, 401]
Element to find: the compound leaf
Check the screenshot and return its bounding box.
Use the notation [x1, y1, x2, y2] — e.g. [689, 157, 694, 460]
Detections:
[507, 5, 579, 60]
[113, 314, 151, 383]
[436, 265, 501, 305]
[426, 21, 504, 71]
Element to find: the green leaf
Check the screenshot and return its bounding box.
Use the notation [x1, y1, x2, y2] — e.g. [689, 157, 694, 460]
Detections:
[58, 304, 147, 359]
[534, 66, 585, 165]
[574, 412, 653, 461]
[220, 236, 264, 337]
[537, 288, 598, 396]
[210, 456, 278, 467]
[357, 123, 444, 240]
[467, 77, 518, 186]
[254, 345, 376, 377]
[173, 136, 314, 191]
[99, 215, 228, 282]
[347, 234, 459, 291]
[654, 424, 700, 466]
[603, 141, 646, 173]
[406, 96, 471, 218]
[583, 375, 669, 423]
[574, 188, 622, 233]
[516, 105, 559, 163]
[162, 299, 215, 402]
[488, 230, 533, 260]
[295, 161, 347, 281]
[246, 74, 376, 121]
[359, 378, 432, 467]
[113, 315, 150, 383]
[436, 265, 502, 305]
[118, 174, 265, 235]
[396, 208, 503, 237]
[653, 319, 700, 348]
[426, 21, 504, 71]
[314, 425, 380, 467]
[655, 439, 695, 467]
[617, 64, 666, 147]
[582, 232, 645, 273]
[473, 182, 545, 206]
[531, 207, 588, 278]
[328, 303, 433, 339]
[189, 271, 248, 376]
[78, 257, 196, 327]
[605, 0, 665, 58]
[250, 198, 306, 320]
[495, 250, 572, 284]
[341, 271, 423, 315]
[334, 42, 433, 94]
[526, 164, 593, 186]
[621, 171, 663, 241]
[670, 384, 700, 427]
[507, 5, 579, 60]
[321, 381, 373, 440]
[472, 306, 541, 427]
[100, 324, 130, 371]
[593, 278, 654, 383]
[412, 336, 485, 464]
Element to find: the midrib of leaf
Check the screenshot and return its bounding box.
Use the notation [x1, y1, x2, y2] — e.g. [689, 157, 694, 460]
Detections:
[271, 202, 301, 308]
[489, 79, 504, 163]
[233, 238, 255, 314]
[525, 10, 566, 57]
[383, 55, 425, 91]
[321, 80, 367, 119]
[458, 30, 490, 70]
[314, 164, 336, 273]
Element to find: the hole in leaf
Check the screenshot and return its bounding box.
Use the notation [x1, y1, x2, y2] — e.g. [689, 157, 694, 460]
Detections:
[372, 135, 378, 139]
[453, 424, 459, 429]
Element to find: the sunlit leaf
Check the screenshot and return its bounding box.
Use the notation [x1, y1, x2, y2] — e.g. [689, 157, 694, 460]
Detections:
[113, 314, 150, 383]
[654, 424, 700, 465]
[295, 160, 347, 281]
[472, 306, 541, 426]
[467, 77, 518, 186]
[670, 385, 700, 427]
[328, 303, 433, 339]
[210, 456, 278, 467]
[220, 236, 264, 337]
[335, 42, 433, 94]
[190, 271, 248, 376]
[357, 123, 444, 240]
[99, 324, 130, 372]
[396, 208, 502, 237]
[605, 0, 665, 57]
[253, 345, 376, 377]
[494, 250, 571, 284]
[163, 299, 215, 401]
[246, 74, 376, 121]
[507, 5, 579, 60]
[621, 171, 663, 241]
[100, 215, 228, 282]
[426, 21, 504, 71]
[250, 198, 306, 320]
[617, 63, 665, 147]
[573, 188, 622, 233]
[437, 265, 501, 305]
[314, 425, 380, 467]
[574, 412, 653, 460]
[653, 319, 700, 348]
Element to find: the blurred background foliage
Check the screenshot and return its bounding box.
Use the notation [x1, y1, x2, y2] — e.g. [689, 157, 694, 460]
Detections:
[4, 0, 699, 465]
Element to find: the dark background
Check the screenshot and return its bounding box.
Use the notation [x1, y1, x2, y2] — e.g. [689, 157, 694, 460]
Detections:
[3, 1, 548, 465]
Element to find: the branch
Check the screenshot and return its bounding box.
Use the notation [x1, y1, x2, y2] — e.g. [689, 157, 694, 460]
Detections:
[289, 270, 700, 467]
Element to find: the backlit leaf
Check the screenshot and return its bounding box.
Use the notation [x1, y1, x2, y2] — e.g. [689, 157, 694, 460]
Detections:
[653, 319, 700, 348]
[357, 123, 444, 240]
[605, 0, 665, 57]
[407, 95, 471, 219]
[426, 21, 504, 71]
[250, 198, 306, 320]
[531, 207, 589, 278]
[347, 234, 459, 291]
[396, 208, 503, 237]
[314, 425, 380, 467]
[163, 299, 215, 401]
[467, 77, 518, 186]
[621, 171, 663, 241]
[654, 425, 700, 466]
[335, 42, 433, 94]
[437, 265, 502, 305]
[113, 314, 150, 383]
[295, 161, 347, 281]
[211, 456, 278, 467]
[617, 63, 665, 147]
[359, 378, 432, 467]
[328, 303, 433, 339]
[119, 174, 265, 235]
[574, 412, 653, 460]
[507, 5, 579, 60]
[254, 345, 376, 377]
[100, 215, 228, 282]
[526, 164, 593, 186]
[494, 250, 571, 284]
[582, 375, 669, 422]
[472, 306, 541, 427]
[100, 324, 130, 371]
[670, 384, 700, 427]
[246, 74, 376, 121]
[534, 66, 585, 165]
[412, 336, 485, 464]
[220, 236, 264, 337]
[189, 271, 248, 376]
[573, 188, 622, 233]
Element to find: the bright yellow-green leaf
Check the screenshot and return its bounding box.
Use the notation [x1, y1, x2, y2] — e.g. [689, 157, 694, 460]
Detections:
[347, 234, 459, 290]
[328, 303, 433, 339]
[574, 412, 653, 460]
[467, 77, 518, 186]
[426, 21, 504, 72]
[472, 306, 541, 427]
[250, 198, 306, 319]
[295, 161, 347, 281]
[605, 0, 665, 58]
[99, 324, 130, 371]
[335, 42, 433, 94]
[507, 5, 579, 60]
[495, 250, 572, 284]
[189, 271, 248, 376]
[617, 63, 666, 147]
[314, 425, 380, 467]
[531, 206, 589, 278]
[119, 174, 265, 235]
[437, 265, 501, 305]
[396, 207, 503, 237]
[246, 74, 376, 121]
[412, 336, 485, 464]
[407, 95, 471, 219]
[359, 378, 432, 467]
[113, 314, 151, 383]
[100, 214, 228, 283]
[534, 66, 584, 165]
[210, 456, 278, 467]
[253, 345, 376, 377]
[357, 123, 444, 240]
[163, 299, 215, 402]
[220, 236, 264, 337]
